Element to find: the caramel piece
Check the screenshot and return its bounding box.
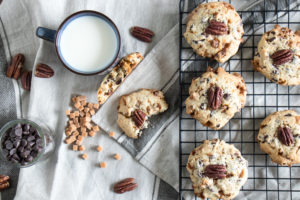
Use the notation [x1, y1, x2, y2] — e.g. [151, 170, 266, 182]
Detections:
[114, 154, 121, 160]
[92, 126, 100, 132]
[80, 127, 86, 133]
[109, 131, 115, 137]
[73, 144, 78, 151]
[65, 130, 71, 137]
[72, 96, 77, 103]
[77, 135, 83, 141]
[79, 145, 85, 151]
[79, 106, 84, 111]
[74, 102, 81, 109]
[82, 132, 88, 137]
[96, 146, 103, 152]
[81, 154, 88, 159]
[77, 96, 87, 101]
[81, 100, 87, 106]
[72, 131, 79, 137]
[100, 162, 106, 168]
[65, 136, 76, 144]
[90, 109, 95, 116]
[84, 107, 90, 113]
[89, 131, 96, 137]
[74, 111, 79, 117]
[93, 103, 100, 109]
[65, 110, 71, 116]
[88, 103, 93, 109]
[69, 113, 75, 119]
[76, 140, 82, 145]
[79, 111, 85, 117]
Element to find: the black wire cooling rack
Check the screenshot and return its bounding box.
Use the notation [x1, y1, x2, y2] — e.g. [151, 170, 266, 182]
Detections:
[179, 0, 300, 199]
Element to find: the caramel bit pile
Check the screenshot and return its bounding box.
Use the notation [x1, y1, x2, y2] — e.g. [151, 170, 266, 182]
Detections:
[64, 95, 100, 152]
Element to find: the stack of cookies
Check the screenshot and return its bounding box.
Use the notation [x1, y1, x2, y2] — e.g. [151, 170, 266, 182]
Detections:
[183, 1, 300, 199]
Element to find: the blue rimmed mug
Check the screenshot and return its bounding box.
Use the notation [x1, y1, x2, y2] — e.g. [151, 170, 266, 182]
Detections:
[36, 10, 121, 75]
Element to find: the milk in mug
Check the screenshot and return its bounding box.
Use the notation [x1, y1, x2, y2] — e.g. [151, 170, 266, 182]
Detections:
[58, 15, 118, 73]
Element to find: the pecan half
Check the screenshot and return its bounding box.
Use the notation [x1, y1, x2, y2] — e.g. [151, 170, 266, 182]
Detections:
[131, 26, 155, 43]
[113, 178, 138, 194]
[132, 110, 146, 128]
[6, 54, 25, 80]
[277, 127, 294, 146]
[207, 86, 223, 110]
[21, 71, 32, 91]
[204, 164, 227, 179]
[35, 63, 54, 78]
[0, 175, 10, 191]
[271, 49, 293, 66]
[205, 20, 228, 35]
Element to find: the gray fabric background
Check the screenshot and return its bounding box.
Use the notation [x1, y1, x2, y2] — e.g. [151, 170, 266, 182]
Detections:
[0, 32, 19, 200]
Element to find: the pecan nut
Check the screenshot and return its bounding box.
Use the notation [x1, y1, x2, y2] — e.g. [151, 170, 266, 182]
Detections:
[204, 164, 227, 179]
[277, 127, 294, 146]
[21, 71, 32, 91]
[131, 26, 155, 43]
[113, 178, 138, 194]
[0, 175, 10, 191]
[6, 54, 25, 80]
[207, 86, 223, 110]
[271, 49, 293, 66]
[132, 109, 147, 128]
[35, 63, 54, 78]
[205, 20, 228, 35]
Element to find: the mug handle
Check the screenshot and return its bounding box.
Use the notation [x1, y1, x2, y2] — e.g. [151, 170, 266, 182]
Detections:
[36, 27, 57, 43]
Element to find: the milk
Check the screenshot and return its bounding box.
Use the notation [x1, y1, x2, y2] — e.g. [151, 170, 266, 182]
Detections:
[59, 16, 118, 73]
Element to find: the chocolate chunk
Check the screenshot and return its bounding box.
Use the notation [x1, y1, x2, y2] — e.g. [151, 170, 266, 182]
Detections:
[15, 128, 22, 137]
[21, 139, 27, 147]
[27, 136, 35, 142]
[5, 141, 13, 150]
[9, 148, 16, 155]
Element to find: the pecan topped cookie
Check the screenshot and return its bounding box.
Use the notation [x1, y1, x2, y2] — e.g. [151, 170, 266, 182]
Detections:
[117, 89, 168, 139]
[185, 67, 247, 130]
[184, 2, 244, 63]
[187, 139, 248, 200]
[257, 110, 300, 166]
[253, 25, 300, 85]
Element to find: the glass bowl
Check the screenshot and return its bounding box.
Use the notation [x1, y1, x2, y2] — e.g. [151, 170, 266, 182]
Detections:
[0, 119, 55, 168]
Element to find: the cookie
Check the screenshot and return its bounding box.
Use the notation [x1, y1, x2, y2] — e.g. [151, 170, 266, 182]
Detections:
[187, 139, 248, 200]
[184, 2, 244, 63]
[253, 25, 300, 85]
[117, 89, 168, 139]
[97, 52, 144, 105]
[257, 110, 300, 166]
[185, 67, 246, 130]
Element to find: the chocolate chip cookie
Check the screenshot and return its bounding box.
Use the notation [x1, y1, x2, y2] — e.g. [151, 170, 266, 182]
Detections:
[185, 67, 247, 130]
[97, 52, 144, 105]
[184, 2, 244, 63]
[117, 89, 168, 139]
[187, 139, 248, 200]
[257, 110, 300, 166]
[253, 25, 300, 85]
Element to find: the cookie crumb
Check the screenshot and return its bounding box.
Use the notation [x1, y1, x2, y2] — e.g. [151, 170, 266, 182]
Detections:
[97, 146, 103, 152]
[114, 154, 121, 160]
[109, 131, 115, 137]
[81, 154, 88, 160]
[100, 162, 107, 168]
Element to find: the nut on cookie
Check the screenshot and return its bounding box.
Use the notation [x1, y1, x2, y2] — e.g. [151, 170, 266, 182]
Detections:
[117, 89, 168, 139]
